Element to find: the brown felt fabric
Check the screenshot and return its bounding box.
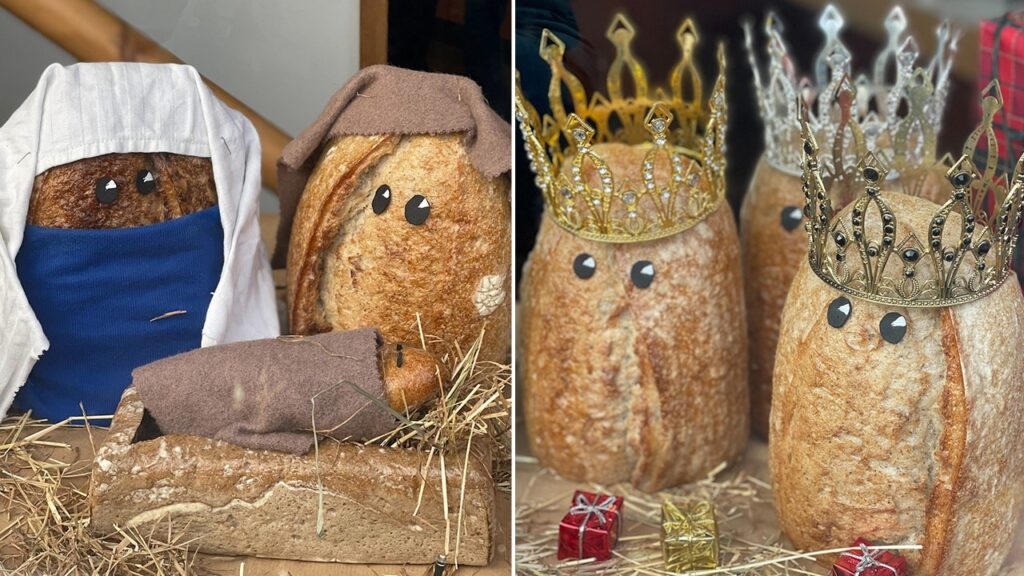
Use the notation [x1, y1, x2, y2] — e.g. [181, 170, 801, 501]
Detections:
[132, 328, 393, 454]
[273, 65, 511, 267]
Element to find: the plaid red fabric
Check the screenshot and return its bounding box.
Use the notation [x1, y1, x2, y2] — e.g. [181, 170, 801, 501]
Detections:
[979, 11, 1024, 283]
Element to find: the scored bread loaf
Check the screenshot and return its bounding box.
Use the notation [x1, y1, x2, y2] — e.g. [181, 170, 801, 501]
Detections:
[521, 142, 749, 492]
[286, 133, 511, 363]
[29, 152, 216, 228]
[770, 192, 1024, 575]
[89, 387, 496, 565]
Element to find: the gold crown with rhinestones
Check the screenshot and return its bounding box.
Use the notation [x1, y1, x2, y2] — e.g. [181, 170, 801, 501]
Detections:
[800, 80, 1024, 308]
[744, 5, 958, 192]
[514, 13, 727, 243]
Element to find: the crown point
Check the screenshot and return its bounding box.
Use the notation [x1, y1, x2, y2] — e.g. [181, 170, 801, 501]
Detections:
[606, 13, 635, 41]
[677, 18, 699, 45]
[819, 5, 845, 34]
[539, 29, 565, 62]
[885, 6, 908, 34]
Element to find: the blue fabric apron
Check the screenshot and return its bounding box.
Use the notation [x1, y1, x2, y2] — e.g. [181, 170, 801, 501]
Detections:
[13, 205, 224, 422]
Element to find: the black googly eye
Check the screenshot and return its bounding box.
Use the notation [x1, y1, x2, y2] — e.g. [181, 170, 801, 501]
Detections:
[879, 312, 907, 344]
[573, 253, 596, 279]
[136, 170, 156, 195]
[95, 177, 118, 204]
[405, 194, 431, 225]
[827, 296, 852, 328]
[372, 184, 391, 215]
[630, 260, 655, 289]
[780, 205, 803, 232]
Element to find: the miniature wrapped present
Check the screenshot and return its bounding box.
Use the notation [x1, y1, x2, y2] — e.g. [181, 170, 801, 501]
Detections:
[831, 538, 908, 576]
[557, 490, 623, 561]
[661, 500, 719, 571]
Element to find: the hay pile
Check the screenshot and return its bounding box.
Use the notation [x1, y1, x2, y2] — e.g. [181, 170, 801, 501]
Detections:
[0, 328, 510, 575]
[514, 458, 919, 575]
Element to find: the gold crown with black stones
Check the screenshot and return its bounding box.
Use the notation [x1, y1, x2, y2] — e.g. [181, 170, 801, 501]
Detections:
[744, 5, 958, 192]
[800, 80, 1024, 308]
[514, 13, 727, 243]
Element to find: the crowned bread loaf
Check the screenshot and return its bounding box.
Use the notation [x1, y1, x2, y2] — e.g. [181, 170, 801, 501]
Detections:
[89, 387, 496, 565]
[28, 153, 216, 228]
[770, 191, 1024, 575]
[521, 142, 749, 492]
[286, 133, 511, 363]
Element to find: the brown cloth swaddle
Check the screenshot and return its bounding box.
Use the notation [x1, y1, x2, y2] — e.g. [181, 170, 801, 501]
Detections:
[272, 64, 511, 268]
[132, 328, 394, 454]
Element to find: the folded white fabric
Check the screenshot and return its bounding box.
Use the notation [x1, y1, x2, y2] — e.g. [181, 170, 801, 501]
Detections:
[0, 62, 280, 420]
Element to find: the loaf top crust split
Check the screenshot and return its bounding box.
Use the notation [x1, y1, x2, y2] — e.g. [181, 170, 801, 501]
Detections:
[28, 152, 217, 228]
[286, 133, 511, 362]
[770, 191, 1024, 575]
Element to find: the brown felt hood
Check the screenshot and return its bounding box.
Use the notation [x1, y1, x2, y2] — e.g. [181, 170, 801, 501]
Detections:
[273, 64, 511, 267]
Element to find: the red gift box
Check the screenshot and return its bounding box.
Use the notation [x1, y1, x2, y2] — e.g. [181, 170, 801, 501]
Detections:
[831, 538, 908, 576]
[557, 490, 624, 561]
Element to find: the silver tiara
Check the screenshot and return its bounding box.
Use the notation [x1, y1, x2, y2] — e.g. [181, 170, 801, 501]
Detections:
[743, 5, 959, 181]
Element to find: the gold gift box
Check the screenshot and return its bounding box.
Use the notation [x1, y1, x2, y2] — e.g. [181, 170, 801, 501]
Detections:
[661, 500, 719, 571]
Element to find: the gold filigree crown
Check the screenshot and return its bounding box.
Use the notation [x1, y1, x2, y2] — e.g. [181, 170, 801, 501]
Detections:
[744, 5, 959, 188]
[800, 80, 1024, 308]
[514, 13, 727, 243]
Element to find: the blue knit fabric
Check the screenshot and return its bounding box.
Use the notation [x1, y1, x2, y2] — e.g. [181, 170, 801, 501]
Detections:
[13, 206, 224, 422]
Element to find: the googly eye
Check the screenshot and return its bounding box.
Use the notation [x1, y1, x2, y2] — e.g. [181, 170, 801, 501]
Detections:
[572, 253, 596, 279]
[630, 260, 655, 289]
[136, 170, 156, 195]
[879, 312, 907, 344]
[780, 205, 803, 232]
[405, 194, 431, 226]
[372, 184, 392, 215]
[95, 177, 118, 204]
[827, 296, 852, 328]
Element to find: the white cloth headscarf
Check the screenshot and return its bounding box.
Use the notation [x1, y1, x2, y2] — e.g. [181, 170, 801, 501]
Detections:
[0, 62, 280, 419]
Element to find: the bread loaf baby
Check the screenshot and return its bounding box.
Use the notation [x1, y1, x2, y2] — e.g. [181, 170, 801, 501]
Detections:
[0, 63, 278, 423]
[277, 66, 511, 364]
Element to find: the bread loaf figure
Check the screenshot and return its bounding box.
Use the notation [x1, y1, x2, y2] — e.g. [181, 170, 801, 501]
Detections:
[741, 7, 958, 435]
[517, 16, 748, 491]
[0, 63, 278, 422]
[770, 90, 1024, 575]
[276, 66, 511, 363]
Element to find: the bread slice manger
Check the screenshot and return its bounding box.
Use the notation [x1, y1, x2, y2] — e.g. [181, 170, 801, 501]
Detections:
[88, 333, 508, 566]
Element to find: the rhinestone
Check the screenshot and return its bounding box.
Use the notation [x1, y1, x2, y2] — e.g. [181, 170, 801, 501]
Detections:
[943, 249, 955, 261]
[827, 296, 852, 328]
[863, 166, 880, 182]
[623, 192, 637, 204]
[651, 118, 666, 132]
[905, 269, 915, 277]
[561, 188, 572, 199]
[803, 141, 814, 155]
[687, 174, 699, 186]
[592, 198, 601, 206]
[572, 128, 586, 142]
[834, 231, 848, 247]
[867, 245, 878, 257]
[879, 312, 908, 344]
[902, 248, 920, 262]
[952, 171, 971, 188]
[884, 225, 895, 235]
[655, 137, 666, 146]
[646, 182, 655, 190]
[628, 210, 638, 218]
[977, 240, 992, 256]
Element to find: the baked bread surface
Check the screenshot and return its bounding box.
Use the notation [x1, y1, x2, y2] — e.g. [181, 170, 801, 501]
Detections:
[286, 133, 511, 363]
[521, 142, 749, 492]
[28, 153, 217, 228]
[770, 191, 1024, 575]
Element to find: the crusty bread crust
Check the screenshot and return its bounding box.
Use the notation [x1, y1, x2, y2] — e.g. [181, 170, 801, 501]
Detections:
[770, 191, 1024, 575]
[521, 142, 749, 492]
[29, 153, 216, 228]
[287, 134, 511, 363]
[740, 159, 807, 437]
[89, 388, 495, 565]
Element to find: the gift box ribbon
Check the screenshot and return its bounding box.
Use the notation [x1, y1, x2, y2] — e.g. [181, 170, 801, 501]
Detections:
[839, 543, 899, 576]
[568, 493, 621, 559]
